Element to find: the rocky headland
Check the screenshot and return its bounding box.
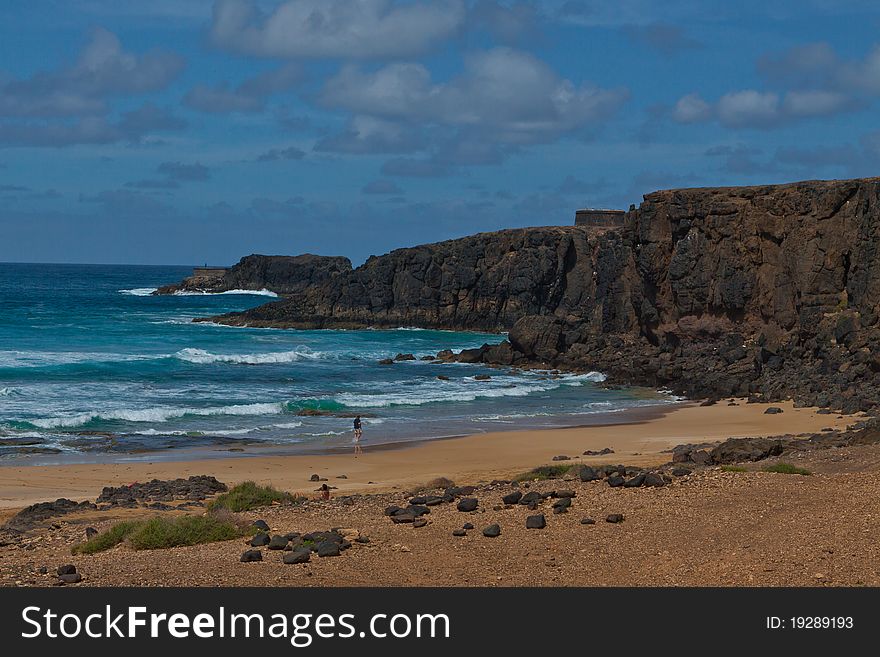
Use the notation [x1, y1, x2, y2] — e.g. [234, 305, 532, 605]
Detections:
[155, 253, 351, 295]
[199, 177, 880, 414]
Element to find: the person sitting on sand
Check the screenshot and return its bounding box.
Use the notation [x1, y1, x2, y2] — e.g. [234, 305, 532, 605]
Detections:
[353, 415, 363, 455]
[318, 483, 331, 500]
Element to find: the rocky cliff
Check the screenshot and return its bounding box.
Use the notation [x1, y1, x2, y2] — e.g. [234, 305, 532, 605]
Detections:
[203, 177, 880, 413]
[155, 254, 352, 296]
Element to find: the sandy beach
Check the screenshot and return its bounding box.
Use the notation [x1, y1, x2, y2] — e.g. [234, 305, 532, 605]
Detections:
[0, 400, 857, 510]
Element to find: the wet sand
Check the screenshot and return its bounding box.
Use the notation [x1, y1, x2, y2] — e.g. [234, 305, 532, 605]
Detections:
[0, 400, 857, 509]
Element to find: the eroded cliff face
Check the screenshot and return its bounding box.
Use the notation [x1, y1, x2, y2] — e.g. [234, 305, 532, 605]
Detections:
[205, 177, 880, 412]
[207, 227, 638, 331]
[156, 254, 352, 296]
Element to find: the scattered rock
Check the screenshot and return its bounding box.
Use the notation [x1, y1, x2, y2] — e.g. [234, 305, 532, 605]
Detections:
[577, 465, 600, 482]
[607, 475, 625, 488]
[394, 353, 416, 361]
[413, 518, 428, 528]
[671, 467, 692, 477]
[309, 474, 320, 482]
[267, 535, 289, 550]
[283, 549, 311, 564]
[580, 518, 595, 525]
[390, 512, 416, 524]
[437, 375, 450, 381]
[482, 524, 501, 538]
[624, 473, 646, 488]
[643, 472, 667, 487]
[519, 491, 543, 505]
[551, 455, 571, 461]
[252, 520, 270, 532]
[84, 527, 98, 540]
[3, 498, 97, 532]
[473, 374, 491, 381]
[582, 448, 614, 456]
[378, 358, 394, 365]
[317, 541, 341, 557]
[240, 550, 262, 562]
[457, 498, 479, 512]
[502, 491, 523, 505]
[606, 514, 625, 523]
[452, 529, 467, 536]
[58, 573, 82, 584]
[250, 533, 271, 547]
[57, 564, 77, 576]
[525, 514, 546, 529]
[764, 407, 784, 414]
[552, 490, 576, 498]
[463, 523, 474, 530]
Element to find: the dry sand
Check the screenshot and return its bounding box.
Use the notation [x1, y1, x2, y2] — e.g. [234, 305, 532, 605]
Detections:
[0, 400, 856, 509]
[1, 400, 877, 587]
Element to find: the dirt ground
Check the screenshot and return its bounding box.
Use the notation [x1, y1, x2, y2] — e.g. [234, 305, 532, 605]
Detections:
[2, 441, 879, 587]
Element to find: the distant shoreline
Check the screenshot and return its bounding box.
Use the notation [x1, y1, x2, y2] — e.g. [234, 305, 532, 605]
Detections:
[0, 399, 856, 510]
[0, 398, 680, 468]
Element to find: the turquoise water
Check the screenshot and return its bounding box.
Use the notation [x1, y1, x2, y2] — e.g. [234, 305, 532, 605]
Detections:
[0, 263, 675, 462]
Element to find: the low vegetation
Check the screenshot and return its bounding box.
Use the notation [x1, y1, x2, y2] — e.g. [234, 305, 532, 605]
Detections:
[514, 464, 573, 481]
[72, 515, 251, 555]
[207, 481, 296, 512]
[764, 462, 812, 475]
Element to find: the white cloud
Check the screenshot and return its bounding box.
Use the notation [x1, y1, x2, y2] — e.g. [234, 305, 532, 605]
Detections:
[314, 115, 426, 154]
[183, 64, 301, 114]
[671, 93, 712, 123]
[0, 27, 184, 118]
[210, 0, 466, 59]
[782, 90, 854, 117]
[716, 90, 780, 127]
[319, 47, 628, 142]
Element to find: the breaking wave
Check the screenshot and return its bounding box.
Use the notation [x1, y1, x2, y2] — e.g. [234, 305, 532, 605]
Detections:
[172, 289, 278, 297]
[173, 347, 321, 365]
[118, 287, 158, 296]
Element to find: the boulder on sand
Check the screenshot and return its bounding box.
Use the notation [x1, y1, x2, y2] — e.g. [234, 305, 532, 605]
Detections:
[525, 514, 546, 529]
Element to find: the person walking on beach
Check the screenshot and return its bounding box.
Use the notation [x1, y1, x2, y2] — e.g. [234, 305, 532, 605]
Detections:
[353, 415, 363, 455]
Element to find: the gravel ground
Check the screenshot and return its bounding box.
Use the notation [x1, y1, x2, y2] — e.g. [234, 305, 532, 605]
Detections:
[3, 444, 880, 587]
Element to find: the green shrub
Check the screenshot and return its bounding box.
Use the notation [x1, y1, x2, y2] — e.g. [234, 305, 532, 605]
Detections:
[764, 462, 811, 476]
[71, 515, 250, 555]
[514, 464, 573, 482]
[127, 515, 247, 550]
[721, 465, 748, 473]
[72, 520, 141, 555]
[208, 481, 295, 512]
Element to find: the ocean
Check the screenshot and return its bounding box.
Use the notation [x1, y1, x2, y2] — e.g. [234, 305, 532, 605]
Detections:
[0, 263, 676, 463]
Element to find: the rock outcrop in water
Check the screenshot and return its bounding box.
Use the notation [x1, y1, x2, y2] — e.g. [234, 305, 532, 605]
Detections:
[203, 177, 880, 413]
[155, 254, 351, 296]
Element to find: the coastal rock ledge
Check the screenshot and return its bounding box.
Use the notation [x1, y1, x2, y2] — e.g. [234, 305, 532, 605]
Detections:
[197, 177, 880, 413]
[155, 254, 351, 296]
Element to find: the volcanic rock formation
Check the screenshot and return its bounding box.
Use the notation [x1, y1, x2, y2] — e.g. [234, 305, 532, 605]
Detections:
[201, 178, 880, 413]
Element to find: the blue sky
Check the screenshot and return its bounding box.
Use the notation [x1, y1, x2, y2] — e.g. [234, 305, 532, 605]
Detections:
[1, 0, 879, 265]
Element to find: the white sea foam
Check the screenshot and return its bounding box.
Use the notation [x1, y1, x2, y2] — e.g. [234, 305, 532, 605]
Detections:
[0, 350, 155, 368]
[335, 381, 548, 408]
[0, 387, 18, 396]
[172, 288, 278, 297]
[173, 347, 321, 365]
[272, 421, 304, 429]
[28, 402, 287, 429]
[118, 287, 158, 296]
